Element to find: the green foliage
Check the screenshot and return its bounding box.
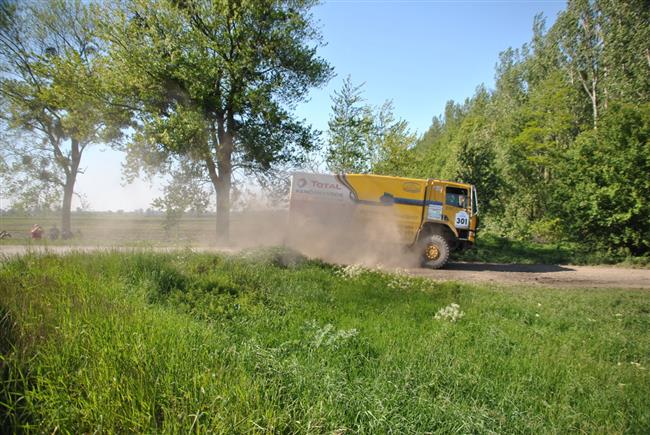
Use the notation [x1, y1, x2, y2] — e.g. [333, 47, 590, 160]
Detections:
[326, 77, 416, 175]
[150, 161, 211, 238]
[598, 0, 650, 104]
[370, 101, 418, 176]
[325, 77, 375, 173]
[404, 100, 470, 181]
[555, 103, 650, 255]
[1, 251, 650, 431]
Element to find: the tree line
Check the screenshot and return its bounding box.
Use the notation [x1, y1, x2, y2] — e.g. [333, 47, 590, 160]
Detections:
[327, 0, 649, 256]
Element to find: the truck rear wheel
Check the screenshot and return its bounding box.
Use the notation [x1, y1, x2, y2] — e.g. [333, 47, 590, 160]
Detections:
[420, 234, 450, 269]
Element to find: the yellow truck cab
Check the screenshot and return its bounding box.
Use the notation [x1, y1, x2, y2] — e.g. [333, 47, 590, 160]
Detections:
[289, 172, 479, 268]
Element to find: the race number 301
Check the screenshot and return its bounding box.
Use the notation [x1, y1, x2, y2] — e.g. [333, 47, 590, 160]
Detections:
[455, 211, 469, 229]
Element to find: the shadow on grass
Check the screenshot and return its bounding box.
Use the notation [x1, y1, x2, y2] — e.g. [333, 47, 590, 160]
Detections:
[454, 234, 576, 265]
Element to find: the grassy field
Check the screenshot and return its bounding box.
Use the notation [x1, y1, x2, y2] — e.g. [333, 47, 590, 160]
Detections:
[1, 249, 649, 432]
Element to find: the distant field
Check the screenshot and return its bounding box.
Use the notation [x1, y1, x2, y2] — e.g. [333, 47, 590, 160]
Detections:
[0, 211, 288, 246]
[1, 249, 649, 432]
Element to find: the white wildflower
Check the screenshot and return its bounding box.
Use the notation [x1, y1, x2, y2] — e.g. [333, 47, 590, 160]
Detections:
[312, 323, 334, 347]
[387, 273, 413, 290]
[328, 328, 359, 345]
[312, 323, 358, 348]
[434, 303, 465, 322]
[335, 264, 367, 279]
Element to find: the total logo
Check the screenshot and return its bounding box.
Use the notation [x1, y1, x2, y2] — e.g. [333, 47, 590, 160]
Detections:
[310, 180, 342, 190]
[297, 177, 342, 190]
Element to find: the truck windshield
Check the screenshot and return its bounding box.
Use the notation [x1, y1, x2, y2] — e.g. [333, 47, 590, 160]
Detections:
[445, 187, 468, 208]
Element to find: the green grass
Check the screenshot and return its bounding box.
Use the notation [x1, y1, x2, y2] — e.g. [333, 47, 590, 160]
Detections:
[455, 233, 650, 267]
[1, 248, 649, 432]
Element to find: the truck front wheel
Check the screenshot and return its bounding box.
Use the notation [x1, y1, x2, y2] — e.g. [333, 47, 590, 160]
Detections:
[420, 234, 450, 269]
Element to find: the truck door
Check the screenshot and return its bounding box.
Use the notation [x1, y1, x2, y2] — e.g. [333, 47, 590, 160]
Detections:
[444, 186, 471, 239]
[423, 181, 445, 223]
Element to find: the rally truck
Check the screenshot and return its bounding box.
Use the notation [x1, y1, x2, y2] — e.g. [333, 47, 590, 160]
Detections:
[288, 172, 479, 269]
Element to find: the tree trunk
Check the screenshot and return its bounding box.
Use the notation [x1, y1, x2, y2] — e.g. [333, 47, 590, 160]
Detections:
[61, 138, 81, 236]
[215, 173, 231, 244]
[61, 177, 75, 235]
[591, 78, 598, 129]
[578, 71, 599, 129]
[206, 123, 234, 245]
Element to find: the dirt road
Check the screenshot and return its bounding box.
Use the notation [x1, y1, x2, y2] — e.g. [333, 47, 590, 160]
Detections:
[1, 245, 648, 289]
[405, 262, 650, 289]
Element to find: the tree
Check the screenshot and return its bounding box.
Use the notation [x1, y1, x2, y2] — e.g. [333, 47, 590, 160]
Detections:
[100, 0, 332, 242]
[325, 76, 374, 173]
[555, 0, 605, 128]
[326, 77, 415, 175]
[151, 161, 211, 238]
[597, 0, 650, 105]
[370, 101, 417, 176]
[451, 88, 501, 215]
[554, 0, 650, 128]
[0, 0, 125, 233]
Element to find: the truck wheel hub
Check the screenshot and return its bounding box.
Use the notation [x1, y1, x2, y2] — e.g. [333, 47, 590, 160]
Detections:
[425, 244, 440, 261]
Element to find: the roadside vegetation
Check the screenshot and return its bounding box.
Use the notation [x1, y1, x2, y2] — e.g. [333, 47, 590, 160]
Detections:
[455, 233, 650, 268]
[1, 249, 649, 432]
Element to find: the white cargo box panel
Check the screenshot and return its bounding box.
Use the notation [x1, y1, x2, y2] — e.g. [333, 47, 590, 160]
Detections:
[290, 172, 353, 204]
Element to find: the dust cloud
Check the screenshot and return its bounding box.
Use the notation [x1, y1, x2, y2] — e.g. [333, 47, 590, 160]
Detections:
[4, 196, 422, 269]
[226, 204, 422, 268]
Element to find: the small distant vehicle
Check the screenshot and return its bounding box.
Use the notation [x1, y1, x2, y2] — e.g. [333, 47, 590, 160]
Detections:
[30, 224, 44, 240]
[289, 172, 479, 269]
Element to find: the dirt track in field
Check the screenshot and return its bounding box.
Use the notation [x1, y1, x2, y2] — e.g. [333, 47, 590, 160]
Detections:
[1, 245, 648, 289]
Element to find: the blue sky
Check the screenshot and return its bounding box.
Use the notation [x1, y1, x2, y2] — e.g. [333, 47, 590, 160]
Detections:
[298, 0, 566, 134]
[75, 0, 566, 211]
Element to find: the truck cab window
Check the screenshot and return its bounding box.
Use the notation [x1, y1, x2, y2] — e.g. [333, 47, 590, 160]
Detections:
[446, 187, 468, 208]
